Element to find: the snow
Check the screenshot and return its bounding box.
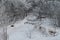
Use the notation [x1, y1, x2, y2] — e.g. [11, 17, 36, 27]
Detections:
[7, 15, 60, 40]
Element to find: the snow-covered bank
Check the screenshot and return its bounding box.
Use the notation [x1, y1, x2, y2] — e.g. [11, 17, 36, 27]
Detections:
[7, 15, 60, 40]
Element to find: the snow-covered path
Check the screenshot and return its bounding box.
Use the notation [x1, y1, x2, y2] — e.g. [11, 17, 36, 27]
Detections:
[7, 16, 60, 40]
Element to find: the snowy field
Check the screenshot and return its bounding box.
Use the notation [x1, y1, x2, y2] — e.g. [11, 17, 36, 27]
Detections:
[7, 15, 60, 40]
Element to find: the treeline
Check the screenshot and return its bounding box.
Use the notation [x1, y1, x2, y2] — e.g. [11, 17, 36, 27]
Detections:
[0, 0, 60, 27]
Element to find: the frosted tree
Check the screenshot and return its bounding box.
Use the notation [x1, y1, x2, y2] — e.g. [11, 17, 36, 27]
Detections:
[0, 0, 27, 40]
[26, 0, 60, 27]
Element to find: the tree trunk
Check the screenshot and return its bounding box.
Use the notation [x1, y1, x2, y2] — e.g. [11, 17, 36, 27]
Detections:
[0, 26, 7, 40]
[3, 26, 7, 40]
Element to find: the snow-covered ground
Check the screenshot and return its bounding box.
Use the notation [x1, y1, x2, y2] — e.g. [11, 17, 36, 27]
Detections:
[7, 15, 60, 40]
